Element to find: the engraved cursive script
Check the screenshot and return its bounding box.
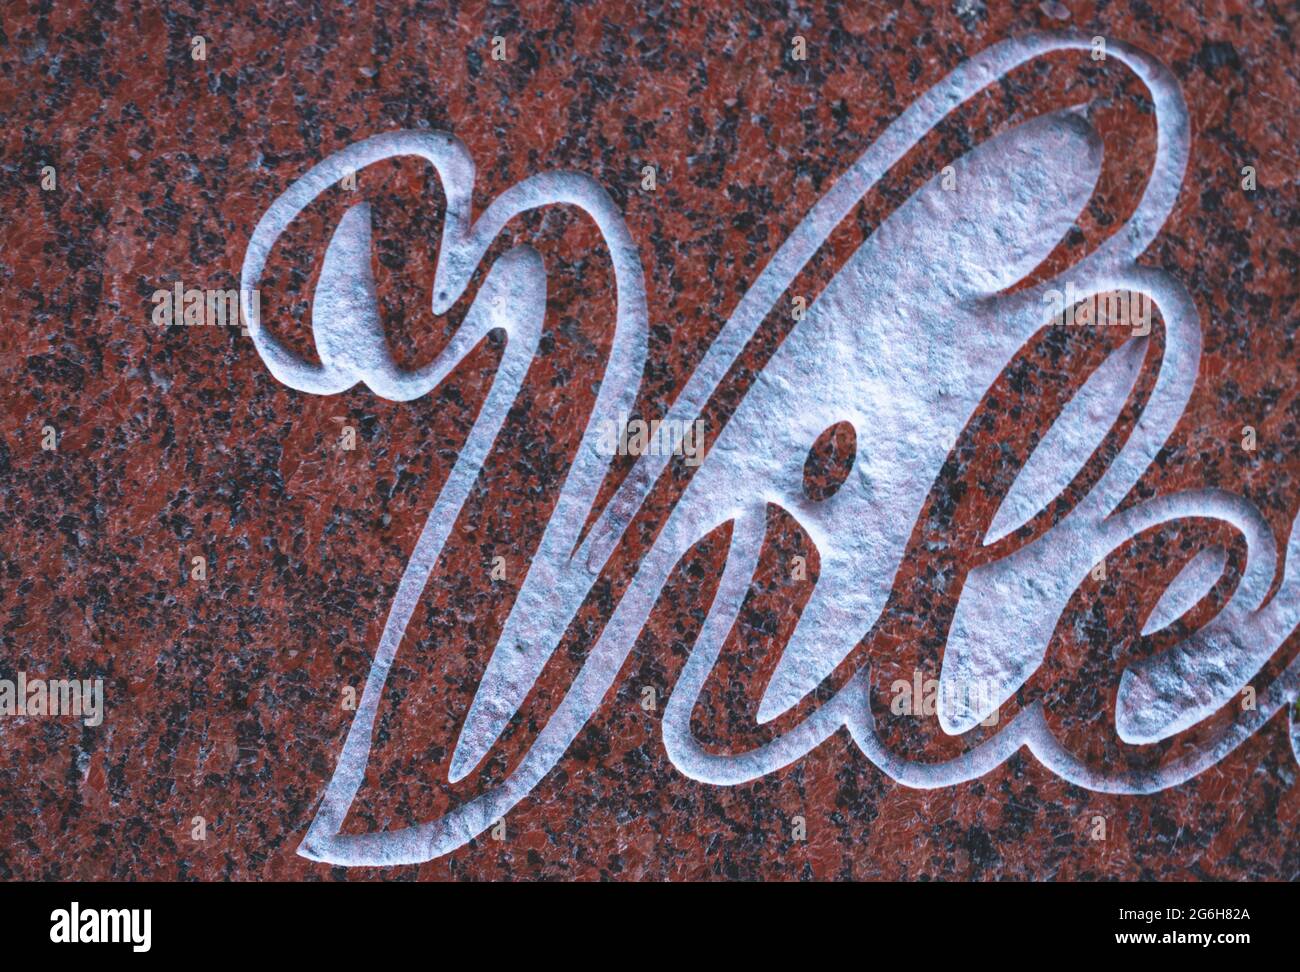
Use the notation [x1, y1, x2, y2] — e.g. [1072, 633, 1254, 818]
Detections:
[239, 32, 1300, 866]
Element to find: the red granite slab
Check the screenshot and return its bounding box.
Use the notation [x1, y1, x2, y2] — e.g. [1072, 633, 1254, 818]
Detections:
[0, 0, 1296, 879]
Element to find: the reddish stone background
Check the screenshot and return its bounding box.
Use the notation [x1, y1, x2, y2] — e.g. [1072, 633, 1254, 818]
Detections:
[0, 0, 1297, 879]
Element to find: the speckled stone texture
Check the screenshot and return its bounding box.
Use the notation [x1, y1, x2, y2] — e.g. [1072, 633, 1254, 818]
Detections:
[1, 0, 1297, 880]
